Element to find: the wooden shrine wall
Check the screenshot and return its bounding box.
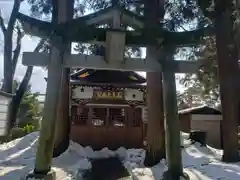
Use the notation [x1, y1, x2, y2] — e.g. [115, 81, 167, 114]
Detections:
[70, 105, 144, 150]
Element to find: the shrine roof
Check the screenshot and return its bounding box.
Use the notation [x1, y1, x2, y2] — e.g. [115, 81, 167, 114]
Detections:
[178, 105, 221, 115]
[70, 69, 146, 84]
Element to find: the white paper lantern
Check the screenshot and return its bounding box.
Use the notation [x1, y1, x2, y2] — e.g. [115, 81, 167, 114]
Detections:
[142, 107, 148, 123]
[72, 86, 93, 99]
[125, 88, 144, 101]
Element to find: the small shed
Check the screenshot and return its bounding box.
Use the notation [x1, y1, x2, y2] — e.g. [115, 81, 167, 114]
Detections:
[179, 105, 222, 148]
[0, 91, 13, 136]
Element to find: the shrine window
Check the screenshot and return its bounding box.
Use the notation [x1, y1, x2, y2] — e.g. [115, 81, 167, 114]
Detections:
[91, 108, 106, 126]
[132, 108, 141, 127]
[109, 108, 126, 127]
[71, 106, 88, 125]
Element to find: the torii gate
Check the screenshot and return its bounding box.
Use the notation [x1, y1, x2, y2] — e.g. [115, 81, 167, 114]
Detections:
[17, 0, 213, 179]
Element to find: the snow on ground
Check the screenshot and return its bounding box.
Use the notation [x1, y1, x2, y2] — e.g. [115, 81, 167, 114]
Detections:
[0, 132, 240, 179]
[125, 133, 240, 180]
[0, 132, 90, 180]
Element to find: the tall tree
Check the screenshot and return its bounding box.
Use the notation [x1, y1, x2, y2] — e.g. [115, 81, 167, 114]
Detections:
[215, 0, 239, 162]
[181, 0, 240, 162]
[143, 0, 165, 166]
[0, 0, 46, 131]
[0, 0, 23, 94]
[181, 1, 240, 161]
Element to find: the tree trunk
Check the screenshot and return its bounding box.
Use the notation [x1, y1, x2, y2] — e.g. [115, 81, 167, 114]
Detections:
[52, 0, 73, 157]
[1, 0, 21, 93]
[53, 68, 71, 157]
[143, 0, 166, 166]
[215, 1, 239, 162]
[7, 66, 33, 131]
[144, 72, 165, 166]
[2, 34, 13, 93]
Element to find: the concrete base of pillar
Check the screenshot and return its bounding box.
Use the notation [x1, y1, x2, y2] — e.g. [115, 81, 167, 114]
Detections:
[25, 170, 56, 180]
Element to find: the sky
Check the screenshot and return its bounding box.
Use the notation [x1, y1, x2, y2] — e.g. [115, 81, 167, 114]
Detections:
[0, 0, 47, 93]
[0, 0, 184, 96]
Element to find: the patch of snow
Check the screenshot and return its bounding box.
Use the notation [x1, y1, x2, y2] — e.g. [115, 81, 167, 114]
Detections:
[0, 132, 91, 180]
[0, 132, 138, 179]
[123, 132, 240, 180]
[1, 131, 240, 180]
[84, 147, 116, 159]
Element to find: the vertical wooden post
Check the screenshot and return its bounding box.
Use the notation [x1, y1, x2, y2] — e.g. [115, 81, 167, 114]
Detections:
[162, 49, 183, 179]
[215, 0, 239, 162]
[143, 0, 166, 166]
[33, 44, 63, 174]
[88, 107, 93, 126]
[106, 107, 110, 127]
[53, 0, 74, 157]
[31, 0, 69, 176]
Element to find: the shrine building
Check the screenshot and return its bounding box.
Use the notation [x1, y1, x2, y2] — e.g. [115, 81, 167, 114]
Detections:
[45, 69, 222, 150]
[69, 69, 147, 150]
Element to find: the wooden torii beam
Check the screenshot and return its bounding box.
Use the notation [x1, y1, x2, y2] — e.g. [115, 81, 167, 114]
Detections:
[17, 7, 213, 74]
[22, 52, 202, 73]
[17, 8, 214, 46]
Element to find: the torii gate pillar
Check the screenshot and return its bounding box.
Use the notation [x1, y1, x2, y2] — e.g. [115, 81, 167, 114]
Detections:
[26, 0, 71, 179]
[162, 50, 183, 179]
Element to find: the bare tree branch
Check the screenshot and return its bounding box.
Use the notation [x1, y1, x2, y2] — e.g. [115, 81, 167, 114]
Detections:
[35, 38, 48, 52]
[0, 10, 6, 35]
[12, 25, 24, 76]
[7, 0, 22, 33]
[2, 0, 23, 93]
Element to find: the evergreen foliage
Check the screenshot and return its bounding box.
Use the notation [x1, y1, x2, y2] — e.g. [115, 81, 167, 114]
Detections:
[13, 80, 41, 129]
